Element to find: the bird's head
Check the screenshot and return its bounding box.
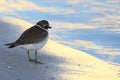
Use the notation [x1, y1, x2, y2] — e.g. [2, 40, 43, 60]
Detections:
[36, 20, 52, 30]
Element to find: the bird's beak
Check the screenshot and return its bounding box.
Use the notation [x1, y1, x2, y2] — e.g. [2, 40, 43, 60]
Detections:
[48, 26, 52, 29]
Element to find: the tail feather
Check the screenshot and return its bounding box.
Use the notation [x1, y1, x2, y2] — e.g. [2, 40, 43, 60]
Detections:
[5, 43, 12, 45]
[5, 43, 16, 48]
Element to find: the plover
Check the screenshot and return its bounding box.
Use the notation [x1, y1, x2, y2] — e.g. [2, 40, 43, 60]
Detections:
[5, 20, 52, 64]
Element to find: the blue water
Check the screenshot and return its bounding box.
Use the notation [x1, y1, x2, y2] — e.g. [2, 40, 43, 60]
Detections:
[50, 29, 120, 64]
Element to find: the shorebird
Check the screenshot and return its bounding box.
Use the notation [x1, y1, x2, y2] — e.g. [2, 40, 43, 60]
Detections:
[5, 20, 51, 64]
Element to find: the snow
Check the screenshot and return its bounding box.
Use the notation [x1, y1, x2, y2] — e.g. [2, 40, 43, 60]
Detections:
[0, 17, 120, 80]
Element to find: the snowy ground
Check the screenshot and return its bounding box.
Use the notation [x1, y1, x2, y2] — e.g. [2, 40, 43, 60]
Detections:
[0, 17, 120, 80]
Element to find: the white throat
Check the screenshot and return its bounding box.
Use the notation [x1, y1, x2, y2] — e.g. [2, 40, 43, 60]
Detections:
[36, 25, 47, 31]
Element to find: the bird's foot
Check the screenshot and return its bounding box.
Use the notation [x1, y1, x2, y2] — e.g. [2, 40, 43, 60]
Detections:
[28, 59, 43, 64]
[29, 59, 35, 62]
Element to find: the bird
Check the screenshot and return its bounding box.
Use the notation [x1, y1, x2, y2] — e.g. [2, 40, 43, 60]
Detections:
[5, 20, 52, 64]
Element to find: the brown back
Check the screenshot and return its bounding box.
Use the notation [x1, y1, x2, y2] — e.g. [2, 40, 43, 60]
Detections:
[15, 26, 48, 45]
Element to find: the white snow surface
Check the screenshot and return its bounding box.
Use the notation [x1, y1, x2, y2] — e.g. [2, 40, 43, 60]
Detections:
[0, 17, 120, 80]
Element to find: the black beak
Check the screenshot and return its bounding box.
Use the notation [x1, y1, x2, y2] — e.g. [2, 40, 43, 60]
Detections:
[48, 26, 52, 29]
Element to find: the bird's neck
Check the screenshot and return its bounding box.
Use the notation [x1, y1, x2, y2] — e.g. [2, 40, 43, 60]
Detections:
[36, 25, 48, 31]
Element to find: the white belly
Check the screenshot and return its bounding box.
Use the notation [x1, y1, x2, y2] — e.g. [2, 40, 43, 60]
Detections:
[19, 36, 48, 51]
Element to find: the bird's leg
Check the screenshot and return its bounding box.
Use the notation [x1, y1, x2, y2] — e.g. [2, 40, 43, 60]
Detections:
[34, 50, 39, 63]
[34, 50, 43, 64]
[27, 50, 34, 62]
[27, 50, 31, 61]
[35, 50, 37, 63]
